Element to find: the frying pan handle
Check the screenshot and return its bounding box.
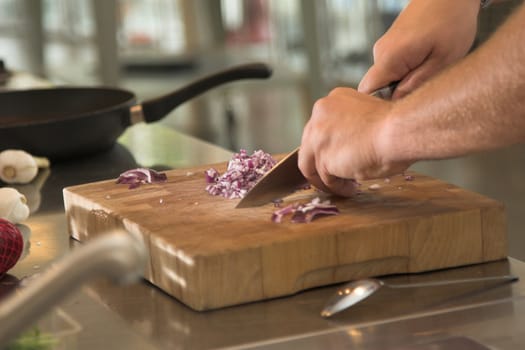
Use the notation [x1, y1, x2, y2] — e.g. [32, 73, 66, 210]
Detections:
[140, 62, 272, 124]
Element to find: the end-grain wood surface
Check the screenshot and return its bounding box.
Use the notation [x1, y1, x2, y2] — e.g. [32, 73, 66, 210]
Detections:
[63, 161, 507, 311]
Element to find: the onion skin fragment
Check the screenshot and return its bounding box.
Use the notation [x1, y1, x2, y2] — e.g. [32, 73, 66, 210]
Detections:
[272, 197, 339, 224]
[117, 168, 167, 189]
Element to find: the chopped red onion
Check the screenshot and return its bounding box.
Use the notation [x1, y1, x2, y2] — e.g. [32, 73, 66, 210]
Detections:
[271, 204, 297, 223]
[272, 197, 339, 224]
[117, 168, 167, 189]
[205, 168, 220, 184]
[205, 149, 277, 199]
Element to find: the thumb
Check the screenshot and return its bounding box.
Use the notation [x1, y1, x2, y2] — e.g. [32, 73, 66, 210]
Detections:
[392, 56, 447, 99]
[358, 64, 404, 95]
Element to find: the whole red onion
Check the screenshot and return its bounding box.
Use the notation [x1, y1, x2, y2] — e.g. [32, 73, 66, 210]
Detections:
[0, 218, 23, 276]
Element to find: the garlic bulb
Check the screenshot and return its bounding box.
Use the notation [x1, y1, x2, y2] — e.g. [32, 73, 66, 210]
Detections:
[11, 168, 50, 214]
[0, 149, 50, 184]
[0, 187, 30, 223]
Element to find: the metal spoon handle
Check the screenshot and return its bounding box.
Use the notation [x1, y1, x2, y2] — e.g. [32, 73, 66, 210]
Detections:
[384, 275, 518, 289]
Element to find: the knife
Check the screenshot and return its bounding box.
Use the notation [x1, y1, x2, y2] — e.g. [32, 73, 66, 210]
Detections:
[235, 82, 398, 208]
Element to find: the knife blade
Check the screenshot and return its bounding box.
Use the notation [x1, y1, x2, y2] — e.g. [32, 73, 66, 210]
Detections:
[236, 147, 303, 208]
[235, 82, 398, 208]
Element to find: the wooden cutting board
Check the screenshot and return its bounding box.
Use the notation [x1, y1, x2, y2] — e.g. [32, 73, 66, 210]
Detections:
[63, 161, 508, 311]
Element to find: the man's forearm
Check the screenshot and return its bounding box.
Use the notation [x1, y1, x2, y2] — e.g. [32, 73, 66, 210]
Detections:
[381, 3, 525, 164]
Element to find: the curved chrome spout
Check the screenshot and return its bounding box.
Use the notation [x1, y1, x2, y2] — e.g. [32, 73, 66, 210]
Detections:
[0, 230, 147, 346]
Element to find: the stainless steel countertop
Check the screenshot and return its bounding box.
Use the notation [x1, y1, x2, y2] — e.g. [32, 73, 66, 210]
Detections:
[2, 122, 525, 350]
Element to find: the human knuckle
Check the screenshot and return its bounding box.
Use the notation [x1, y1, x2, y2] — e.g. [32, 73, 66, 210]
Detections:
[373, 36, 387, 56]
[328, 87, 347, 96]
[373, 35, 398, 61]
[312, 98, 329, 118]
[374, 38, 409, 66]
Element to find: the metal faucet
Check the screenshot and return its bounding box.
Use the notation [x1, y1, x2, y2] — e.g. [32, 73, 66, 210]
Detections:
[0, 230, 147, 346]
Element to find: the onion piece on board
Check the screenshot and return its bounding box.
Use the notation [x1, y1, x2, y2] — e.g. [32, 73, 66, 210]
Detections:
[117, 168, 167, 189]
[272, 197, 339, 224]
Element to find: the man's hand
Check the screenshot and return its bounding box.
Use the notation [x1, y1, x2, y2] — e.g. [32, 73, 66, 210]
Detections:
[298, 88, 411, 197]
[300, 2, 525, 197]
[359, 0, 480, 99]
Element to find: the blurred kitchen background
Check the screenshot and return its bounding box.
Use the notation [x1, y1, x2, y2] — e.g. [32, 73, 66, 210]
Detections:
[1, 0, 415, 155]
[0, 0, 522, 153]
[0, 0, 522, 152]
[1, 0, 525, 260]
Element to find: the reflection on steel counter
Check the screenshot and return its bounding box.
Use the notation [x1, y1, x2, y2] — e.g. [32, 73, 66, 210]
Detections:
[0, 230, 147, 347]
[80, 259, 517, 350]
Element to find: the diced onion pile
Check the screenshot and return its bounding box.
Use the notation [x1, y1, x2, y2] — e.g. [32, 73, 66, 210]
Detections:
[117, 168, 167, 189]
[205, 149, 277, 199]
[272, 197, 339, 224]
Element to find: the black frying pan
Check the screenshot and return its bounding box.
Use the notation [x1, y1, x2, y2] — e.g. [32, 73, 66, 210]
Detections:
[0, 62, 272, 160]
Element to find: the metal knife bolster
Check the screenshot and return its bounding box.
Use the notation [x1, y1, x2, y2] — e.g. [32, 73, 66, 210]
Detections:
[370, 81, 398, 100]
[235, 148, 303, 208]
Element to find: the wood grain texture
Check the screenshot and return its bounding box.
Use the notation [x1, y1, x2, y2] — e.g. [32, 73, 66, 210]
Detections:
[63, 162, 508, 310]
